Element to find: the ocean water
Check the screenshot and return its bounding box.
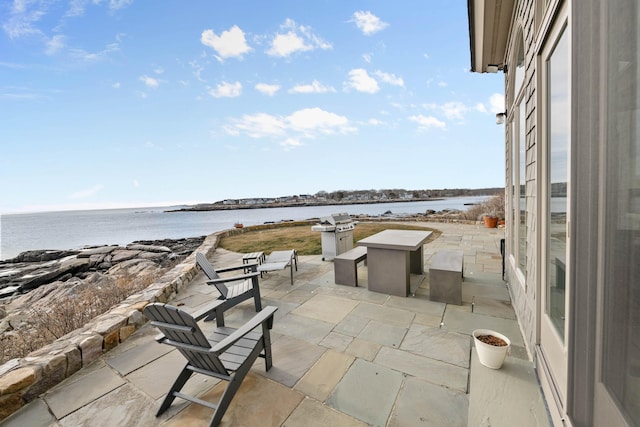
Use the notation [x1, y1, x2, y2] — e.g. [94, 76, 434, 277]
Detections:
[0, 196, 489, 260]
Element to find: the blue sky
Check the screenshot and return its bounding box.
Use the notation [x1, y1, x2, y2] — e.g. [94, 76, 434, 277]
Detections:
[0, 0, 504, 214]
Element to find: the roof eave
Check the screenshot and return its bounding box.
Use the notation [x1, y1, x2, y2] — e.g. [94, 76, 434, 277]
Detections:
[467, 0, 515, 74]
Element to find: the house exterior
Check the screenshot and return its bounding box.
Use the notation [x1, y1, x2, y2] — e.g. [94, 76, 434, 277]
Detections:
[468, 1, 639, 426]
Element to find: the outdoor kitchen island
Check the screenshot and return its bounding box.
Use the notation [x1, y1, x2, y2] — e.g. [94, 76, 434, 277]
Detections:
[357, 229, 432, 297]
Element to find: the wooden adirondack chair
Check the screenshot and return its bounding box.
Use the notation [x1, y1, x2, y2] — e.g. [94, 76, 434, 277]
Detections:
[143, 302, 277, 427]
[195, 252, 262, 326]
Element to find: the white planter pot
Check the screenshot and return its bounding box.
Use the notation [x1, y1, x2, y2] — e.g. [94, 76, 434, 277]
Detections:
[472, 329, 511, 369]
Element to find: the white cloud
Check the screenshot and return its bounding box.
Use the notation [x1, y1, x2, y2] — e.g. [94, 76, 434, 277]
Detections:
[224, 107, 355, 144]
[144, 140, 161, 149]
[255, 83, 281, 96]
[345, 68, 379, 94]
[225, 112, 286, 138]
[209, 81, 242, 98]
[289, 80, 335, 94]
[140, 75, 160, 89]
[352, 11, 389, 36]
[45, 34, 65, 55]
[374, 70, 404, 87]
[108, 0, 133, 11]
[280, 138, 303, 150]
[286, 108, 352, 136]
[409, 115, 446, 130]
[266, 19, 331, 58]
[3, 1, 46, 39]
[362, 53, 372, 63]
[367, 118, 385, 126]
[201, 25, 251, 61]
[68, 41, 120, 63]
[441, 102, 468, 120]
[112, 82, 121, 89]
[475, 103, 488, 113]
[69, 184, 104, 199]
[438, 81, 448, 87]
[133, 179, 140, 188]
[489, 93, 505, 114]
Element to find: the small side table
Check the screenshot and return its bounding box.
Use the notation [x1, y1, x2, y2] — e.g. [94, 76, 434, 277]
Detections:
[243, 251, 266, 276]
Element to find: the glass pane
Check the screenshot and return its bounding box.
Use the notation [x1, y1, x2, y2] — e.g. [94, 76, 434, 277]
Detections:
[546, 26, 569, 340]
[512, 121, 518, 258]
[514, 31, 525, 96]
[602, 0, 640, 422]
[519, 99, 527, 272]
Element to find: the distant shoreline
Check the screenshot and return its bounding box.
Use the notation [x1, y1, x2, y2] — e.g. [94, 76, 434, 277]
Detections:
[166, 197, 449, 212]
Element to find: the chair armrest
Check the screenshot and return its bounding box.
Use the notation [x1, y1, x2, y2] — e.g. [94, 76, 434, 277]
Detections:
[191, 299, 227, 321]
[212, 306, 277, 354]
[215, 263, 258, 273]
[206, 272, 260, 285]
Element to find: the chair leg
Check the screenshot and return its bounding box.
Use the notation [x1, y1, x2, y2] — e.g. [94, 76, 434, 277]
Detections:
[252, 278, 262, 311]
[262, 329, 273, 371]
[157, 364, 194, 416]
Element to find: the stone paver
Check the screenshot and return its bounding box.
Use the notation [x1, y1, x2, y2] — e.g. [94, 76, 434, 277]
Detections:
[125, 349, 217, 400]
[0, 398, 57, 427]
[104, 326, 172, 375]
[291, 294, 359, 324]
[258, 335, 325, 388]
[357, 319, 407, 348]
[442, 309, 523, 346]
[44, 363, 126, 419]
[348, 302, 415, 327]
[59, 383, 158, 427]
[164, 373, 304, 427]
[327, 359, 404, 427]
[389, 377, 469, 427]
[374, 346, 469, 392]
[294, 349, 354, 401]
[400, 324, 471, 368]
[468, 349, 550, 427]
[283, 397, 369, 427]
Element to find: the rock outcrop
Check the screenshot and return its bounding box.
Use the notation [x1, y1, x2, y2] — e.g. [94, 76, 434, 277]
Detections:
[0, 237, 205, 299]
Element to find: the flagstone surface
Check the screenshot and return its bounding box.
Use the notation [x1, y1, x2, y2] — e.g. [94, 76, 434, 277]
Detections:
[1, 221, 550, 427]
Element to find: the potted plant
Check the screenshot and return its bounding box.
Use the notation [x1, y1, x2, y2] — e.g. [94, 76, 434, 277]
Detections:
[472, 329, 511, 369]
[482, 213, 499, 228]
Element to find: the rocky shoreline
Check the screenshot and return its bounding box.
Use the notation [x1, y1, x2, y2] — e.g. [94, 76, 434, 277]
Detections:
[0, 237, 206, 346]
[0, 237, 206, 297]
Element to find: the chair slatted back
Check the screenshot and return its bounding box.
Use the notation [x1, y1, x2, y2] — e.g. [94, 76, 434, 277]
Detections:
[144, 303, 228, 375]
[195, 253, 229, 298]
[196, 253, 220, 279]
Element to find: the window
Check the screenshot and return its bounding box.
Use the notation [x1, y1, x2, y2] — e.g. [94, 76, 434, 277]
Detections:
[600, 0, 640, 422]
[514, 31, 525, 97]
[509, 27, 527, 278]
[545, 25, 569, 340]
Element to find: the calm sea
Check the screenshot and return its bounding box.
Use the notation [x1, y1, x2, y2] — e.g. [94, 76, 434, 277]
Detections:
[0, 196, 489, 260]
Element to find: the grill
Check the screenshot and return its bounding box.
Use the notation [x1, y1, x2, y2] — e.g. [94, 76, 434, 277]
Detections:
[311, 212, 356, 261]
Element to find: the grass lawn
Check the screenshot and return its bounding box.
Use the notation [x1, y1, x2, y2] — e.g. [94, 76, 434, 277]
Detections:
[218, 221, 441, 256]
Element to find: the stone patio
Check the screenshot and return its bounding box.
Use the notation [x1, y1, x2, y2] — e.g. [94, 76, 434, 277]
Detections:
[1, 221, 551, 427]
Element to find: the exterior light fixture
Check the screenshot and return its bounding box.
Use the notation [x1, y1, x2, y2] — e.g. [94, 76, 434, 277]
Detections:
[487, 64, 500, 73]
[496, 112, 507, 124]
